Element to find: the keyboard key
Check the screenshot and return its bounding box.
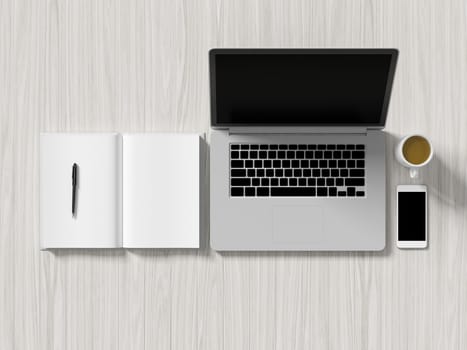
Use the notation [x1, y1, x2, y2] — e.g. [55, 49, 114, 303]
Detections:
[347, 187, 356, 196]
[336, 144, 345, 150]
[346, 144, 355, 150]
[309, 160, 318, 168]
[250, 151, 258, 159]
[278, 151, 286, 159]
[289, 145, 297, 150]
[307, 145, 317, 150]
[347, 160, 355, 168]
[292, 160, 300, 168]
[245, 187, 255, 196]
[296, 151, 305, 159]
[264, 160, 272, 168]
[252, 178, 260, 186]
[312, 169, 320, 177]
[231, 144, 240, 150]
[260, 144, 268, 150]
[257, 169, 265, 177]
[287, 151, 295, 158]
[250, 145, 259, 150]
[324, 151, 332, 159]
[279, 145, 288, 150]
[257, 187, 269, 196]
[298, 144, 307, 150]
[282, 160, 291, 168]
[317, 187, 327, 196]
[271, 187, 316, 196]
[261, 178, 269, 186]
[319, 160, 327, 168]
[326, 178, 334, 186]
[342, 151, 351, 159]
[254, 160, 262, 168]
[327, 144, 336, 150]
[317, 178, 325, 186]
[273, 160, 281, 168]
[322, 169, 330, 177]
[270, 145, 278, 150]
[245, 160, 253, 168]
[266, 169, 274, 177]
[357, 160, 365, 168]
[315, 151, 323, 159]
[352, 151, 365, 159]
[247, 169, 255, 177]
[268, 151, 276, 159]
[241, 144, 249, 150]
[356, 144, 365, 149]
[231, 178, 250, 186]
[280, 178, 288, 186]
[345, 178, 365, 186]
[231, 160, 243, 168]
[338, 160, 346, 168]
[329, 187, 337, 196]
[294, 169, 302, 177]
[340, 169, 349, 177]
[331, 169, 339, 177]
[231, 169, 246, 177]
[350, 169, 365, 177]
[285, 169, 293, 177]
[275, 169, 283, 177]
[271, 178, 279, 186]
[305, 151, 314, 158]
[231, 187, 244, 196]
[329, 160, 337, 168]
[356, 191, 365, 197]
[303, 169, 311, 177]
[307, 178, 316, 186]
[299, 178, 306, 186]
[317, 144, 326, 150]
[336, 178, 344, 186]
[333, 151, 341, 159]
[231, 151, 239, 159]
[301, 160, 309, 168]
[289, 178, 298, 186]
[259, 151, 267, 159]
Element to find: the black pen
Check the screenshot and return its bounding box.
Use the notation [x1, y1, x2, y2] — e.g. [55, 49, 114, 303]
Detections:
[72, 163, 78, 217]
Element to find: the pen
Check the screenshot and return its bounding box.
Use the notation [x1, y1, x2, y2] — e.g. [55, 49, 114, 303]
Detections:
[72, 163, 77, 217]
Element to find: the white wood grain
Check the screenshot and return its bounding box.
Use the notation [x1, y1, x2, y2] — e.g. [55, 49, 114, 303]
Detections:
[1, 0, 467, 349]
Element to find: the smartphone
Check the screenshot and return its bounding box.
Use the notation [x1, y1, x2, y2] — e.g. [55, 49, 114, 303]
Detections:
[397, 185, 428, 249]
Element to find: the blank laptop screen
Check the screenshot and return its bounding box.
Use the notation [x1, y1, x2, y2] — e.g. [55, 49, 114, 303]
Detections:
[210, 50, 397, 126]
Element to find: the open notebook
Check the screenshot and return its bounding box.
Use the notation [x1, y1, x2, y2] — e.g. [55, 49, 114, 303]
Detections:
[40, 133, 201, 249]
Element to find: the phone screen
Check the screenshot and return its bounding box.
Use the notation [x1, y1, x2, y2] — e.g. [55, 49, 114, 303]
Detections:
[398, 191, 426, 241]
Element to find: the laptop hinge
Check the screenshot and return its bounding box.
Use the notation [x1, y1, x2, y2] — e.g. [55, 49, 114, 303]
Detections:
[227, 126, 369, 135]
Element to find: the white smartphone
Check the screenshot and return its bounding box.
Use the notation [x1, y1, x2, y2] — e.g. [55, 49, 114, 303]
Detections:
[397, 185, 428, 249]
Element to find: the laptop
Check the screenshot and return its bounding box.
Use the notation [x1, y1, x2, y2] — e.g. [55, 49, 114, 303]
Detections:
[209, 48, 398, 251]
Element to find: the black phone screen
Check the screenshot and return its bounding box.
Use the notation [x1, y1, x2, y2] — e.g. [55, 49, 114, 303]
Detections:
[398, 191, 426, 241]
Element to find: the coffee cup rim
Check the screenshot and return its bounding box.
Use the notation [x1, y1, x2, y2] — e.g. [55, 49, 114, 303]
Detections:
[400, 134, 433, 167]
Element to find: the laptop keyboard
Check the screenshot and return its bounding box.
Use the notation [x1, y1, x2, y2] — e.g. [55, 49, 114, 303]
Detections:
[230, 144, 366, 197]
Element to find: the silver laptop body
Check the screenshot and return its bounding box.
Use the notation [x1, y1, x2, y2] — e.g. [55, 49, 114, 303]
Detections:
[209, 49, 398, 251]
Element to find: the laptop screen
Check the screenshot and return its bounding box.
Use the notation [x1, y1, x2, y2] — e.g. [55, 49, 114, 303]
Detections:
[210, 49, 398, 127]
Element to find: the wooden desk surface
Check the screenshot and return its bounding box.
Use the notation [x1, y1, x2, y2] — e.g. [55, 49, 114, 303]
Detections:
[1, 0, 466, 349]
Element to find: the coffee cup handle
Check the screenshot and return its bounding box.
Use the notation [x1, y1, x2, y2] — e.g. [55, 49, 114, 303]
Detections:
[409, 168, 419, 179]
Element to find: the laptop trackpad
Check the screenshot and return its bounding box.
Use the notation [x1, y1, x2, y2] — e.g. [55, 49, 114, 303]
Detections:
[273, 206, 325, 243]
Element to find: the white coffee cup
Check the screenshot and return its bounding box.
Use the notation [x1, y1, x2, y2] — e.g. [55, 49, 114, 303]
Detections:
[395, 134, 433, 179]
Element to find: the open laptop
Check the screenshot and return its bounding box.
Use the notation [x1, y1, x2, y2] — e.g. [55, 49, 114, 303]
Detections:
[209, 48, 398, 251]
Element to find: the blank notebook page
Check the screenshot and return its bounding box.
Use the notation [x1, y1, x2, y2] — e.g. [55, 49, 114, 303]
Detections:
[40, 133, 122, 248]
[122, 134, 200, 248]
